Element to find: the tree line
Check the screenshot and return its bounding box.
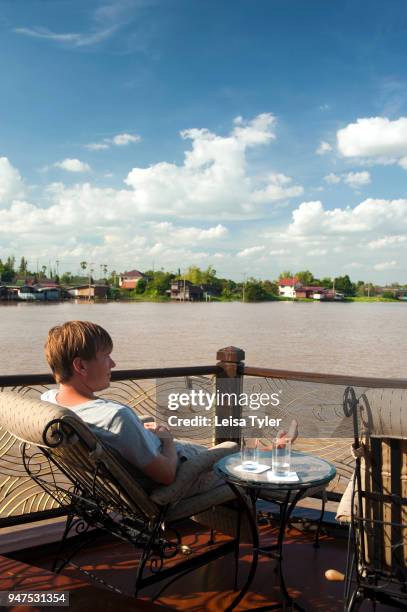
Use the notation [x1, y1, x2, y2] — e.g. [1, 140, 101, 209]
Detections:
[0, 257, 405, 301]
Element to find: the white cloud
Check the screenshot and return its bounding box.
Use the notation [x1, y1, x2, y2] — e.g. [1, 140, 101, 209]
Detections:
[84, 132, 141, 150]
[316, 141, 332, 155]
[0, 157, 25, 206]
[324, 171, 370, 188]
[398, 156, 407, 170]
[14, 26, 117, 47]
[124, 113, 301, 217]
[343, 171, 371, 188]
[287, 199, 407, 237]
[308, 248, 327, 256]
[373, 260, 398, 271]
[85, 142, 109, 151]
[368, 235, 407, 249]
[237, 246, 265, 257]
[3, 112, 406, 281]
[251, 173, 303, 203]
[54, 159, 91, 173]
[324, 173, 341, 184]
[337, 117, 407, 164]
[232, 113, 277, 145]
[151, 222, 228, 244]
[112, 133, 141, 146]
[270, 249, 289, 255]
[346, 262, 366, 269]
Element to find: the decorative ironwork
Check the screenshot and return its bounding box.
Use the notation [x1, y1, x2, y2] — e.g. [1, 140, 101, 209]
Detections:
[2, 366, 407, 527]
[0, 375, 215, 526]
[342, 389, 407, 610]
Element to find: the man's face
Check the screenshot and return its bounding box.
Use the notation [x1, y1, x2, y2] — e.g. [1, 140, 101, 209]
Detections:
[82, 349, 116, 392]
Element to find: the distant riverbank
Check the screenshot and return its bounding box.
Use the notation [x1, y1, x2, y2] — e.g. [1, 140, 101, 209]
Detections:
[1, 295, 403, 305]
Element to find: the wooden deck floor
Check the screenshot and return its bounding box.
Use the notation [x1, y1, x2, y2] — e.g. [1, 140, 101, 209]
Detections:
[5, 512, 396, 612]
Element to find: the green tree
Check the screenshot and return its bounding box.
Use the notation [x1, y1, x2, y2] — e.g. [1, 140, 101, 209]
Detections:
[382, 290, 397, 299]
[135, 278, 147, 294]
[279, 270, 293, 280]
[334, 275, 355, 296]
[244, 279, 270, 302]
[320, 277, 333, 289]
[143, 270, 174, 296]
[295, 270, 314, 285]
[184, 265, 202, 285]
[18, 256, 28, 275]
[60, 272, 73, 284]
[263, 280, 279, 296]
[0, 256, 16, 282]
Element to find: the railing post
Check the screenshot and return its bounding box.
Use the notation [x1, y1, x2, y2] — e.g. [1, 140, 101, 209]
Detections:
[215, 346, 245, 444]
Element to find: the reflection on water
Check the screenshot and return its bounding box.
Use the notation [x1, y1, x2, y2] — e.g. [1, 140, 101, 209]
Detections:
[0, 301, 406, 377]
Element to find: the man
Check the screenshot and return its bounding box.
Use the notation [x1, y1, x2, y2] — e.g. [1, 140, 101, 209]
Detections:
[41, 320, 211, 488]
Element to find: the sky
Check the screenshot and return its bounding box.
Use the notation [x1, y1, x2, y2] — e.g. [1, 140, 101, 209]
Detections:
[1, 0, 407, 283]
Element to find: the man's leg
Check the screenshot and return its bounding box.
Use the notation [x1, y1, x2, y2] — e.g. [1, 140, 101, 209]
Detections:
[175, 440, 224, 496]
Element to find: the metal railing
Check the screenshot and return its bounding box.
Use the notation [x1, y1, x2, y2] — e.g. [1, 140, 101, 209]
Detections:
[1, 345, 406, 527]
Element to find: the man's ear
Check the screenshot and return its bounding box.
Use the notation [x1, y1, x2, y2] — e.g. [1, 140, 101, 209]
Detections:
[72, 356, 87, 376]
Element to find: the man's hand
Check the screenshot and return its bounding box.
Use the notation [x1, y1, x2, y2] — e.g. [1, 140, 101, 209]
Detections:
[276, 419, 298, 447]
[143, 421, 174, 441]
[154, 424, 174, 441]
[258, 419, 299, 450]
[141, 424, 177, 485]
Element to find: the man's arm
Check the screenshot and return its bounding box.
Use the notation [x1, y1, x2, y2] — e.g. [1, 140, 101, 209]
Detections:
[141, 426, 178, 485]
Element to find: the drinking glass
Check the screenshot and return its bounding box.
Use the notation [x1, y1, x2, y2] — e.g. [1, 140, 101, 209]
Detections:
[272, 437, 291, 476]
[241, 437, 259, 471]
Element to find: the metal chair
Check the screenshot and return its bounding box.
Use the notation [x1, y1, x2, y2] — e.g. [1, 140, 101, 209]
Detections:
[337, 386, 407, 611]
[0, 391, 244, 598]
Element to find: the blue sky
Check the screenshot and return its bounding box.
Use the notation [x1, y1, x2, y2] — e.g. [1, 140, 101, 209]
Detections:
[1, 0, 407, 283]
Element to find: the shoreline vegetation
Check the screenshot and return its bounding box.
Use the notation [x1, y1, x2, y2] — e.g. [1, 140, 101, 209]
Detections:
[0, 257, 406, 303]
[95, 295, 403, 303]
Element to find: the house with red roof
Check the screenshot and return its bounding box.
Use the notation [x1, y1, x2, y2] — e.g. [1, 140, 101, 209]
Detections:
[278, 277, 301, 298]
[119, 270, 145, 289]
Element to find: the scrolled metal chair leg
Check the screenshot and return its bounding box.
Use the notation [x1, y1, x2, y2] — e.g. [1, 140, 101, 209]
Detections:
[346, 588, 363, 612]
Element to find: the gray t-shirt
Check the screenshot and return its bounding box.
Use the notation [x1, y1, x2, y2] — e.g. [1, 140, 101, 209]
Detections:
[41, 389, 162, 470]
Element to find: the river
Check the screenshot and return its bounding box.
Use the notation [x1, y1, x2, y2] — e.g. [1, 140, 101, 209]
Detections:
[0, 301, 406, 378]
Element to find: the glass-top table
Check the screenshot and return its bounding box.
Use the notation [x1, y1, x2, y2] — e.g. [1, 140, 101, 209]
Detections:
[215, 450, 336, 491]
[214, 450, 337, 611]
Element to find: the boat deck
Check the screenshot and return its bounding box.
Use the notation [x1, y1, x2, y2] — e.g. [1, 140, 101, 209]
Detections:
[3, 507, 394, 611]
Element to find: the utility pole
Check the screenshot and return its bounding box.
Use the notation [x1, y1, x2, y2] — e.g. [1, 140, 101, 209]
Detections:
[88, 262, 95, 301]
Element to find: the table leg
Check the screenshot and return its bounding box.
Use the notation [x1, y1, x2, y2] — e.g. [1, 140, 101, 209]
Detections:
[273, 489, 306, 611]
[225, 483, 260, 611]
[227, 486, 307, 611]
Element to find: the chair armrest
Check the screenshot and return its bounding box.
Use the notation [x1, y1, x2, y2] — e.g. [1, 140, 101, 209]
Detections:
[150, 441, 238, 505]
[335, 477, 354, 524]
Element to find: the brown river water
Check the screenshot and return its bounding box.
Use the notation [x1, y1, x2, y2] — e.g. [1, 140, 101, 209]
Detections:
[0, 301, 406, 378]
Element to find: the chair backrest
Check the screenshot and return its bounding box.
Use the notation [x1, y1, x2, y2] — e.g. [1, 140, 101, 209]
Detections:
[360, 436, 407, 573]
[346, 387, 407, 579]
[0, 391, 159, 522]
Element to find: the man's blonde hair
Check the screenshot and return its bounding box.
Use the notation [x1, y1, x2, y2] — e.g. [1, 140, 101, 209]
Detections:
[45, 321, 113, 383]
